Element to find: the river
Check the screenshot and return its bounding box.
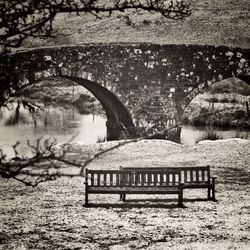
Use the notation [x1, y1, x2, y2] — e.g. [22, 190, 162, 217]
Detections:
[0, 105, 249, 158]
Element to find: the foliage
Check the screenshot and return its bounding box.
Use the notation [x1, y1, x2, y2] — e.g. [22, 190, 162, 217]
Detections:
[184, 108, 250, 129]
[10, 80, 102, 115]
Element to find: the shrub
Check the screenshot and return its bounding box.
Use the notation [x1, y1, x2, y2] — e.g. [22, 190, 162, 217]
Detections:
[233, 110, 246, 119]
[206, 97, 219, 103]
[230, 98, 238, 104]
[235, 130, 249, 139]
[209, 82, 231, 94]
[97, 136, 106, 143]
[143, 20, 152, 25]
[124, 16, 132, 26]
[78, 94, 91, 102]
[219, 97, 230, 103]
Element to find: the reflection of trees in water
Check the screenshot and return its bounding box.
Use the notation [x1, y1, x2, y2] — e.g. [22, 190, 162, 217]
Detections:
[3, 101, 29, 126]
[1, 99, 44, 126]
[1, 103, 106, 136]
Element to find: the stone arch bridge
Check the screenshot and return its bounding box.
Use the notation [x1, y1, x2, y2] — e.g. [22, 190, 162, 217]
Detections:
[1, 43, 250, 141]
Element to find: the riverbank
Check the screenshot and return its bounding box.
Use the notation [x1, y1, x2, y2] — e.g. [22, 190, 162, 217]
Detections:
[182, 77, 250, 129]
[0, 139, 249, 249]
[17, 79, 103, 115]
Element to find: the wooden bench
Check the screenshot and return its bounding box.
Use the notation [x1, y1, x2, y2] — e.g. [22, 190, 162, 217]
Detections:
[121, 165, 217, 201]
[84, 169, 184, 207]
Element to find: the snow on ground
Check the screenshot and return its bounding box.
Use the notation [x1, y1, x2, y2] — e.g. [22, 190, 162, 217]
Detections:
[0, 139, 250, 249]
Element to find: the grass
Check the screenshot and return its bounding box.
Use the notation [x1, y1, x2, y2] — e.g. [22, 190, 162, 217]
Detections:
[17, 79, 103, 115]
[235, 129, 249, 139]
[22, 0, 250, 48]
[96, 135, 106, 143]
[208, 78, 250, 96]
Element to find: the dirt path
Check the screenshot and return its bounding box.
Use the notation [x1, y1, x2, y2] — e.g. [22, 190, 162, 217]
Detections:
[0, 139, 249, 249]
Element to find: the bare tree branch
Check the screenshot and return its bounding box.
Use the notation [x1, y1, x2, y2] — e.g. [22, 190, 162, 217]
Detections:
[0, 0, 191, 49]
[0, 122, 183, 186]
[0, 0, 192, 186]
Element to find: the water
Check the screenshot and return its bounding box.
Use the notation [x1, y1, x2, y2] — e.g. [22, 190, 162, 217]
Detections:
[0, 105, 107, 158]
[181, 126, 249, 146]
[0, 105, 249, 158]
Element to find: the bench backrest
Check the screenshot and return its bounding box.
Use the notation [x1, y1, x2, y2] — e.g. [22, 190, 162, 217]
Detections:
[121, 166, 211, 184]
[85, 169, 181, 187]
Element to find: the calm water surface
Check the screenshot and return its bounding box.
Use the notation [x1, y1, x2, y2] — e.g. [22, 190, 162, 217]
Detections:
[0, 106, 106, 158]
[0, 105, 249, 157]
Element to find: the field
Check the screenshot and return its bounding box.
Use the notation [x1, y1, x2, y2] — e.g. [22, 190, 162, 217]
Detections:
[0, 139, 250, 249]
[22, 0, 250, 49]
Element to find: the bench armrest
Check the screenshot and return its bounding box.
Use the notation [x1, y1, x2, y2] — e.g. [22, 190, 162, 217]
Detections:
[209, 177, 217, 180]
[209, 177, 217, 185]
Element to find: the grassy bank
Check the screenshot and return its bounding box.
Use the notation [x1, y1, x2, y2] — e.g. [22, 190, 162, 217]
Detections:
[182, 78, 250, 129]
[17, 79, 103, 115]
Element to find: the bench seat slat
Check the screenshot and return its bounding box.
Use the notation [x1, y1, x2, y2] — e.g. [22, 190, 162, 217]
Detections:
[90, 173, 94, 186]
[110, 173, 113, 186]
[97, 173, 100, 186]
[120, 167, 211, 183]
[88, 186, 180, 194]
[182, 183, 211, 189]
[196, 170, 199, 182]
[87, 171, 181, 187]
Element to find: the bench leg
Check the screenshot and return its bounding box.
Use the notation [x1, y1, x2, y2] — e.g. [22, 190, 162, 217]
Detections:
[122, 194, 126, 202]
[211, 178, 217, 201]
[120, 194, 123, 201]
[212, 186, 216, 201]
[178, 186, 184, 208]
[208, 187, 211, 200]
[85, 191, 89, 207]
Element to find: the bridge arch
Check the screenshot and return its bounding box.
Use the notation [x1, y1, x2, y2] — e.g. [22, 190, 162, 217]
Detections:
[15, 68, 137, 141]
[61, 76, 136, 140]
[50, 67, 136, 140]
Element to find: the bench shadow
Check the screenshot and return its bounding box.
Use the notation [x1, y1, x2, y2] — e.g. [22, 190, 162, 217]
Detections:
[85, 198, 188, 209]
[125, 198, 209, 203]
[84, 197, 215, 209]
[86, 203, 182, 209]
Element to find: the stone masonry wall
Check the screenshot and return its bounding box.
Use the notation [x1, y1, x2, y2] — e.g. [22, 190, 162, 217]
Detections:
[3, 43, 250, 138]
